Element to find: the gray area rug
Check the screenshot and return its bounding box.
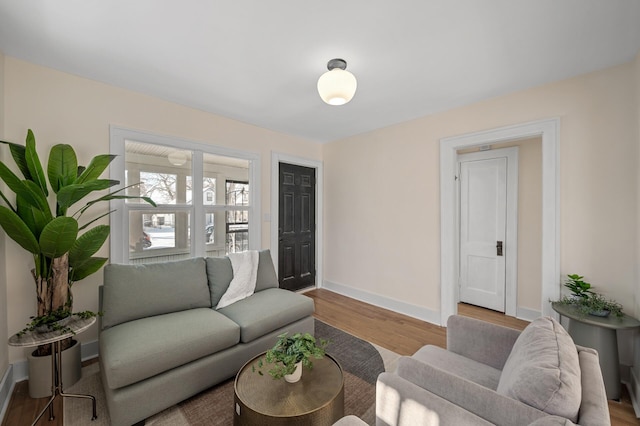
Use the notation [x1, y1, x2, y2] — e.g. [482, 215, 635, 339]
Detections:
[64, 319, 399, 426]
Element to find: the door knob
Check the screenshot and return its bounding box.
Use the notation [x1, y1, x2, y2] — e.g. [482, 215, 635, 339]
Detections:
[497, 241, 503, 256]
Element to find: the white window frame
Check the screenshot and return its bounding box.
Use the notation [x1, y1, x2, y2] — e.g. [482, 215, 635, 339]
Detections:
[109, 126, 261, 264]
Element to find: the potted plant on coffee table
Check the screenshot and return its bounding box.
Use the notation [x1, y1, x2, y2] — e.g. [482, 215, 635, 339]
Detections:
[0, 129, 155, 397]
[253, 332, 329, 383]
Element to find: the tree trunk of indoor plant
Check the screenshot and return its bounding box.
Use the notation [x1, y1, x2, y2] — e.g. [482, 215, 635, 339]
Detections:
[34, 254, 69, 317]
[32, 254, 74, 354]
[28, 253, 80, 395]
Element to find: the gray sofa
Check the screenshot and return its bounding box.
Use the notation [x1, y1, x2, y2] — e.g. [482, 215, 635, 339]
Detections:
[98, 250, 315, 426]
[337, 315, 610, 426]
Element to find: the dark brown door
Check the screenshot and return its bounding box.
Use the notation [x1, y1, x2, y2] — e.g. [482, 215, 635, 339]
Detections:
[278, 163, 316, 291]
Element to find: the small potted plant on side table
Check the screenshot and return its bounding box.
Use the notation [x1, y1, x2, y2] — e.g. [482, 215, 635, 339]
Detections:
[253, 332, 329, 383]
[555, 274, 623, 318]
[564, 274, 593, 301]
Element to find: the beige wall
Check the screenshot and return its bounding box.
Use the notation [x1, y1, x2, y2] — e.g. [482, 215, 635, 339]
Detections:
[636, 52, 640, 318]
[633, 51, 640, 404]
[324, 60, 638, 319]
[2, 53, 639, 370]
[0, 50, 8, 379]
[3, 57, 321, 364]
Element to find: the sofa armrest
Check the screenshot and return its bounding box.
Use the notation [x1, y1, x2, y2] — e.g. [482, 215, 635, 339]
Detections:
[377, 372, 493, 426]
[396, 356, 548, 425]
[447, 315, 521, 370]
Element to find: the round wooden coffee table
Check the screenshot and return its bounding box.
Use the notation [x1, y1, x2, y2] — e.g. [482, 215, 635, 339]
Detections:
[234, 352, 344, 425]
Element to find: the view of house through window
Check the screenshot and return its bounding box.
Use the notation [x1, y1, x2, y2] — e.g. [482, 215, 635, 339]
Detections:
[226, 180, 249, 253]
[123, 141, 251, 264]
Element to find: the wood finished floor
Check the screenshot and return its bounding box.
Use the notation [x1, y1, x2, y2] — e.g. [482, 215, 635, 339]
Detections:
[2, 288, 638, 425]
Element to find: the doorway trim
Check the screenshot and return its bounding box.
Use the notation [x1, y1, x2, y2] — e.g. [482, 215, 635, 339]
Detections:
[440, 118, 560, 326]
[271, 153, 323, 289]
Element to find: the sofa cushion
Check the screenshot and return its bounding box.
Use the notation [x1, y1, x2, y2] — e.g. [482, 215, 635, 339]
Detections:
[206, 250, 279, 307]
[100, 308, 239, 389]
[206, 256, 233, 307]
[217, 288, 314, 343]
[497, 316, 581, 422]
[102, 257, 210, 329]
[255, 250, 279, 291]
[412, 345, 502, 390]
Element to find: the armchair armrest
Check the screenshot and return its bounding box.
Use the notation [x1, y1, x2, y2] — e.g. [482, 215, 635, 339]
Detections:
[377, 373, 494, 426]
[575, 346, 610, 426]
[332, 415, 368, 426]
[447, 315, 521, 370]
[396, 356, 547, 426]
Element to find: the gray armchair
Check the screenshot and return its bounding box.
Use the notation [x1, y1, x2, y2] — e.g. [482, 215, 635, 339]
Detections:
[336, 315, 610, 426]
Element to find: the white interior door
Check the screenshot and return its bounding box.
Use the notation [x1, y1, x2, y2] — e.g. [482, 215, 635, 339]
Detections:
[458, 148, 518, 312]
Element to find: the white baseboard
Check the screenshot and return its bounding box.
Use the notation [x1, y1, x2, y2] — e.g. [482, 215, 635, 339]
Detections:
[81, 339, 100, 362]
[322, 280, 539, 326]
[12, 358, 28, 383]
[516, 306, 541, 322]
[322, 280, 441, 325]
[0, 365, 15, 425]
[10, 339, 99, 383]
[630, 366, 640, 417]
[0, 339, 99, 424]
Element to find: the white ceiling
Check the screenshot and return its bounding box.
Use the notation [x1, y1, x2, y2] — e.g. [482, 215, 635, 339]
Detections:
[1, 1, 639, 143]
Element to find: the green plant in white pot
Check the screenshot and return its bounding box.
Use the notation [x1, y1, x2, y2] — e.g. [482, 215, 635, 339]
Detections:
[253, 332, 328, 383]
[0, 129, 155, 395]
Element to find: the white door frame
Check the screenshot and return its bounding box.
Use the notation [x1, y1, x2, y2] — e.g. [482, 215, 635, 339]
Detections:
[458, 147, 519, 316]
[271, 153, 323, 288]
[440, 118, 560, 326]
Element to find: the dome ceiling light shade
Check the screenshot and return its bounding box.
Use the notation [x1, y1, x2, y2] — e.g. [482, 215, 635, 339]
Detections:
[168, 150, 188, 166]
[317, 58, 357, 106]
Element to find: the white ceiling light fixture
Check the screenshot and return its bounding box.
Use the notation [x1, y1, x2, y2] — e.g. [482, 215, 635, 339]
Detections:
[167, 150, 188, 166]
[317, 58, 357, 106]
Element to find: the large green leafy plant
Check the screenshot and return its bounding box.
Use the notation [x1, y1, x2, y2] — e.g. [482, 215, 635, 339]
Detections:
[0, 130, 154, 350]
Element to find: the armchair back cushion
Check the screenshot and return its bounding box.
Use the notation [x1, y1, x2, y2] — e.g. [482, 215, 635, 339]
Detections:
[497, 316, 581, 422]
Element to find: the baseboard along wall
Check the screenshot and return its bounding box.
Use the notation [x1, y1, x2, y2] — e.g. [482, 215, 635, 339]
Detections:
[322, 280, 442, 325]
[321, 280, 541, 326]
[629, 366, 640, 417]
[0, 365, 15, 425]
[515, 306, 542, 322]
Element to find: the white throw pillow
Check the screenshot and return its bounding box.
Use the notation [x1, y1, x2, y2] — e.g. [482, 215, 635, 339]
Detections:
[216, 250, 259, 309]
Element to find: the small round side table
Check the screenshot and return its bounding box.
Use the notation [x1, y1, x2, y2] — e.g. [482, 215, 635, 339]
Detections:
[234, 352, 344, 425]
[551, 302, 640, 400]
[8, 316, 97, 426]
